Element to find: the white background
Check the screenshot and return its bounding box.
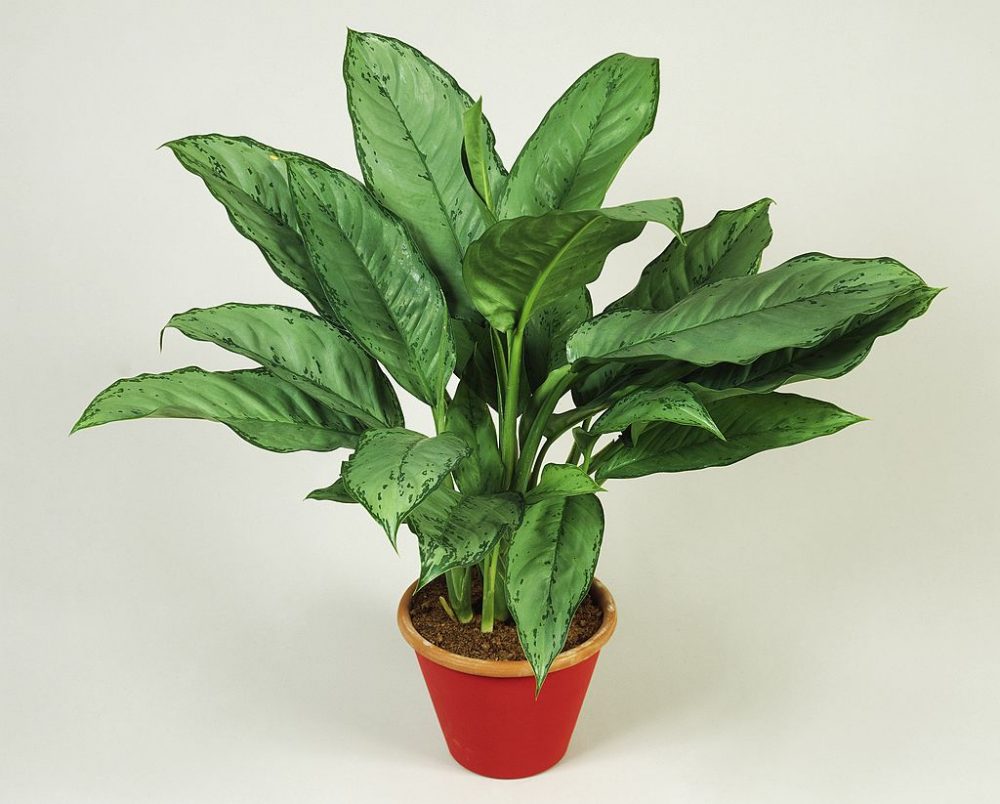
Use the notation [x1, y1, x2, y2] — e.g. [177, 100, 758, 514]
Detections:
[2, 1, 998, 801]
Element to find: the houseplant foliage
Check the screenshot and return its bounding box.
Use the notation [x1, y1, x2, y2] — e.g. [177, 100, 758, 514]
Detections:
[74, 30, 939, 692]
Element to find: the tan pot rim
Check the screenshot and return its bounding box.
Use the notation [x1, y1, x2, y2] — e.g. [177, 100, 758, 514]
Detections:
[396, 577, 617, 678]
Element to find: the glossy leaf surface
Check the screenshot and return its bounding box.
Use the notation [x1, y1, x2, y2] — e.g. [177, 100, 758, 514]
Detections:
[445, 381, 503, 495]
[524, 464, 604, 505]
[524, 289, 593, 391]
[341, 429, 469, 546]
[306, 477, 356, 503]
[591, 382, 723, 438]
[165, 303, 402, 428]
[499, 54, 659, 218]
[73, 367, 360, 452]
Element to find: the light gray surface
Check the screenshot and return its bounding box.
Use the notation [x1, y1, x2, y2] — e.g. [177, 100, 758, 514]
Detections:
[2, 1, 997, 801]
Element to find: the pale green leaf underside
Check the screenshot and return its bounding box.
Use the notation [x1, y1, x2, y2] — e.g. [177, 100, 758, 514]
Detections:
[73, 367, 360, 453]
[341, 428, 470, 546]
[569, 253, 928, 367]
[288, 156, 455, 407]
[464, 198, 684, 332]
[165, 303, 402, 428]
[593, 392, 864, 481]
[506, 494, 605, 692]
[408, 488, 523, 588]
[344, 30, 505, 319]
[499, 53, 659, 218]
[525, 464, 604, 505]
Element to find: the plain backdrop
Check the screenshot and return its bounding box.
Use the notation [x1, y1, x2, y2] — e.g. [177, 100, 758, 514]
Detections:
[2, 1, 998, 801]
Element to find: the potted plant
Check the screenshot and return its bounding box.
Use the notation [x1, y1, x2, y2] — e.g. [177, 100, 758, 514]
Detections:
[73, 30, 939, 779]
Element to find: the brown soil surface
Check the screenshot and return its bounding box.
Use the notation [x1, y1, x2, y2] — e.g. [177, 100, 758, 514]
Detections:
[409, 574, 603, 661]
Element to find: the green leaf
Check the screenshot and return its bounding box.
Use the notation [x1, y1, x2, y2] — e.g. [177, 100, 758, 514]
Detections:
[687, 286, 942, 395]
[525, 464, 604, 505]
[445, 381, 503, 495]
[407, 488, 524, 588]
[164, 135, 337, 323]
[569, 254, 928, 367]
[344, 30, 505, 318]
[610, 198, 773, 312]
[592, 392, 864, 481]
[590, 382, 724, 438]
[341, 429, 470, 547]
[72, 367, 361, 453]
[524, 289, 593, 391]
[506, 495, 605, 691]
[462, 98, 503, 214]
[165, 303, 403, 428]
[306, 477, 356, 503]
[464, 199, 684, 332]
[499, 53, 659, 218]
[287, 157, 455, 407]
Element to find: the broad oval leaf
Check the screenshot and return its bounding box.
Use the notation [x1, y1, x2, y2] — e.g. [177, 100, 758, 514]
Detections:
[569, 254, 927, 367]
[506, 494, 605, 691]
[499, 53, 659, 218]
[445, 381, 503, 495]
[525, 464, 604, 505]
[592, 392, 864, 481]
[344, 30, 505, 318]
[590, 382, 723, 438]
[288, 157, 455, 407]
[464, 199, 684, 332]
[164, 135, 337, 322]
[341, 429, 470, 547]
[306, 477, 356, 503]
[610, 198, 773, 312]
[165, 303, 403, 428]
[407, 488, 524, 588]
[72, 367, 360, 453]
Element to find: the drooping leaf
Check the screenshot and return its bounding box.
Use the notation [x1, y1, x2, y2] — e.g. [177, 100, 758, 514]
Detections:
[341, 429, 469, 547]
[462, 98, 503, 214]
[445, 381, 503, 495]
[306, 477, 356, 503]
[524, 289, 593, 391]
[464, 199, 684, 332]
[287, 157, 455, 407]
[590, 382, 724, 438]
[506, 494, 605, 691]
[72, 367, 360, 452]
[407, 488, 523, 587]
[343, 30, 505, 318]
[568, 254, 928, 367]
[450, 317, 503, 410]
[592, 392, 864, 481]
[164, 135, 337, 322]
[499, 54, 659, 218]
[525, 464, 604, 505]
[165, 303, 402, 428]
[610, 198, 774, 312]
[687, 286, 943, 395]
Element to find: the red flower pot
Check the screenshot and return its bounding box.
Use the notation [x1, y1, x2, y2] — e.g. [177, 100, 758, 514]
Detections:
[396, 579, 617, 779]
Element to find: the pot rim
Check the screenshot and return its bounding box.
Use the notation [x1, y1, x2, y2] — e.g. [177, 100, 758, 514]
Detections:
[396, 577, 617, 678]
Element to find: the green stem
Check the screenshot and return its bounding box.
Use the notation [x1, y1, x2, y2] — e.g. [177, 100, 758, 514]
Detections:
[513, 365, 574, 493]
[480, 545, 501, 632]
[446, 567, 473, 623]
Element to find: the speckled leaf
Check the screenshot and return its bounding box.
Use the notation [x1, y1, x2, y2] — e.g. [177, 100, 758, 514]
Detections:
[592, 392, 864, 481]
[524, 464, 604, 505]
[164, 135, 337, 322]
[306, 477, 356, 503]
[524, 289, 593, 391]
[407, 488, 523, 588]
[445, 381, 503, 495]
[287, 157, 455, 407]
[344, 30, 505, 318]
[610, 199, 773, 312]
[687, 286, 943, 396]
[498, 54, 659, 218]
[462, 98, 503, 215]
[165, 303, 402, 428]
[341, 429, 470, 547]
[464, 199, 684, 332]
[569, 254, 928, 367]
[506, 494, 605, 692]
[591, 382, 723, 438]
[72, 367, 361, 452]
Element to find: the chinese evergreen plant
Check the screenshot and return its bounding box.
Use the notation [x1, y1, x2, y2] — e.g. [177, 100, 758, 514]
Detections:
[74, 31, 939, 690]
